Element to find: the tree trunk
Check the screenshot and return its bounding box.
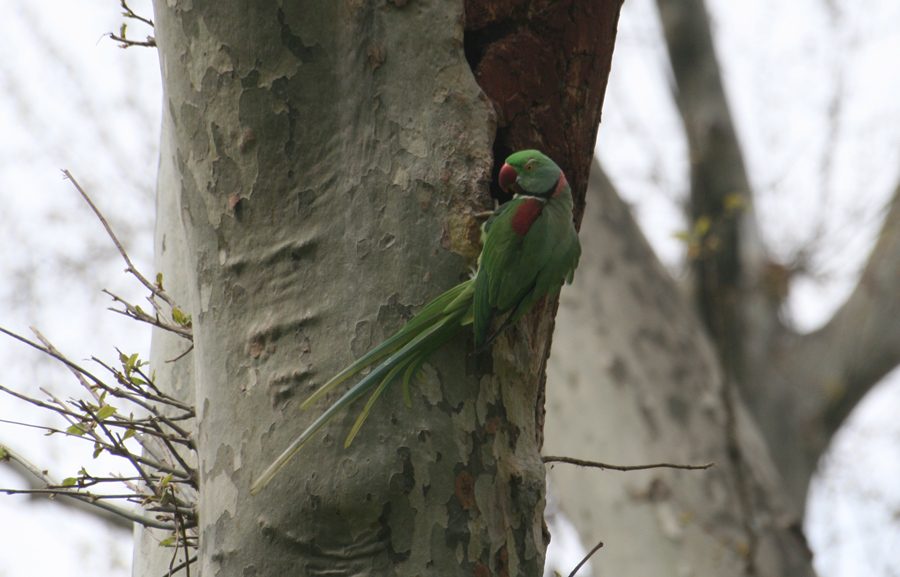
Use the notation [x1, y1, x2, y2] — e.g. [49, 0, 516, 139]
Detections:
[544, 161, 815, 577]
[145, 1, 619, 575]
[657, 0, 900, 513]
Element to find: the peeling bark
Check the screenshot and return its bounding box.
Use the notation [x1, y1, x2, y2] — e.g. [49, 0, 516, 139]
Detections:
[146, 1, 619, 575]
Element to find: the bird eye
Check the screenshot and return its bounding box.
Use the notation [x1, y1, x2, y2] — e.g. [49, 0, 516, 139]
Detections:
[524, 163, 534, 172]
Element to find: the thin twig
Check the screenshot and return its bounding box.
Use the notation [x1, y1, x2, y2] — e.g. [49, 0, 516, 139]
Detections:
[3, 490, 140, 499]
[166, 344, 194, 363]
[91, 357, 194, 413]
[0, 419, 193, 469]
[40, 387, 103, 443]
[0, 326, 107, 387]
[542, 455, 715, 472]
[0, 384, 85, 421]
[82, 402, 156, 490]
[131, 364, 195, 419]
[108, 33, 156, 48]
[172, 493, 191, 577]
[155, 433, 196, 485]
[62, 170, 175, 307]
[162, 556, 197, 577]
[0, 393, 191, 478]
[104, 290, 192, 339]
[121, 0, 154, 27]
[567, 539, 603, 577]
[31, 328, 100, 401]
[124, 358, 164, 396]
[0, 418, 66, 434]
[0, 445, 177, 530]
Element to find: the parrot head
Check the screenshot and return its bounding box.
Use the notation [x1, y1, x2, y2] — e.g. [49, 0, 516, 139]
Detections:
[498, 150, 566, 198]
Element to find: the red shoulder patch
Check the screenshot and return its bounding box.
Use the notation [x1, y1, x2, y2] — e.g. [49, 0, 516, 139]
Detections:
[511, 198, 544, 236]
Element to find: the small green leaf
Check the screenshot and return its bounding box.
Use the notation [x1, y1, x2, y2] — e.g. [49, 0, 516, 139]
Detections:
[0, 447, 8, 461]
[158, 536, 176, 547]
[123, 428, 136, 440]
[160, 473, 173, 488]
[672, 230, 691, 243]
[61, 477, 78, 487]
[66, 424, 88, 436]
[96, 405, 117, 420]
[694, 215, 711, 238]
[93, 442, 104, 459]
[171, 308, 192, 327]
[724, 192, 746, 211]
[156, 272, 164, 290]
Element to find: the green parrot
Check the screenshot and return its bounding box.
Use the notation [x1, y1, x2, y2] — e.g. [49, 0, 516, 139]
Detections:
[251, 150, 580, 494]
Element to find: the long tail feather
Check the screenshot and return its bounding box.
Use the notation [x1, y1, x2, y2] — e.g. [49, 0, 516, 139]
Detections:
[251, 299, 469, 494]
[300, 281, 473, 409]
[343, 361, 407, 448]
[402, 361, 422, 408]
[343, 307, 468, 448]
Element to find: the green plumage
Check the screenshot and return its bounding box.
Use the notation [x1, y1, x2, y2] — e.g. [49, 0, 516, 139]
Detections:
[251, 150, 580, 494]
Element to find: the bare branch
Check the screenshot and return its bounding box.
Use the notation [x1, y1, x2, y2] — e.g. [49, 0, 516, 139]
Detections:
[781, 182, 900, 434]
[543, 455, 714, 472]
[120, 0, 154, 27]
[162, 556, 197, 577]
[567, 539, 603, 577]
[31, 328, 100, 401]
[62, 170, 175, 307]
[166, 344, 194, 364]
[107, 32, 156, 49]
[104, 289, 193, 341]
[0, 326, 107, 387]
[108, 2, 156, 49]
[0, 444, 177, 530]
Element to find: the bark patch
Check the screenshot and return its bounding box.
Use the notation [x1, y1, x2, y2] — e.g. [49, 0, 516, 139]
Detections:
[455, 471, 475, 510]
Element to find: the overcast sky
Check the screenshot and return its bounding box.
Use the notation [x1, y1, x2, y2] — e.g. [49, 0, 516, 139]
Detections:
[1, 0, 898, 575]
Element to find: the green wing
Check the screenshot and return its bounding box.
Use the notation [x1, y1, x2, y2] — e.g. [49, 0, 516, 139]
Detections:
[473, 199, 521, 346]
[473, 196, 581, 349]
[473, 198, 548, 347]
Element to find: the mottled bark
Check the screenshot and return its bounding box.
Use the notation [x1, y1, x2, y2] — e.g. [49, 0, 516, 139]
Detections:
[545, 161, 814, 577]
[145, 1, 619, 576]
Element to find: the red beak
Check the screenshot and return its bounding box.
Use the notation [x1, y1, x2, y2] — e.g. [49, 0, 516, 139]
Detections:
[498, 163, 517, 192]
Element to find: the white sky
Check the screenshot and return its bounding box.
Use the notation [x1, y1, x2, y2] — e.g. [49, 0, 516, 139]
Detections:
[0, 0, 898, 576]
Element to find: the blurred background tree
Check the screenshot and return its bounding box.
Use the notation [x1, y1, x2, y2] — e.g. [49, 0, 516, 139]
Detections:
[0, 0, 897, 575]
